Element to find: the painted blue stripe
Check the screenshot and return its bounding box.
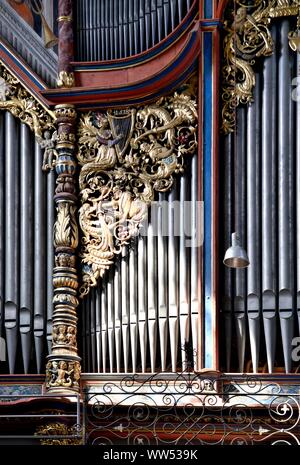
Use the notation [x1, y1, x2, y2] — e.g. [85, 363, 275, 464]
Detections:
[0, 43, 45, 90]
[200, 20, 223, 28]
[204, 0, 213, 19]
[73, 4, 197, 71]
[45, 34, 197, 99]
[203, 32, 213, 368]
[75, 64, 196, 110]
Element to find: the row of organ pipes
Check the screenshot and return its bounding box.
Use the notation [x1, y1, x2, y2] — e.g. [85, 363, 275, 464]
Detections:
[76, 0, 193, 61]
[0, 111, 54, 374]
[222, 20, 300, 374]
[81, 153, 200, 373]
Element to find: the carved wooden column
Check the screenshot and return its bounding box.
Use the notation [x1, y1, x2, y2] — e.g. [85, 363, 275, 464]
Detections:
[46, 104, 81, 392]
[57, 0, 74, 88]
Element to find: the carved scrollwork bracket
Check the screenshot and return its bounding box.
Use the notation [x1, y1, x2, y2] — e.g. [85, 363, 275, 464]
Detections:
[222, 0, 300, 134]
[0, 61, 55, 136]
[77, 79, 198, 297]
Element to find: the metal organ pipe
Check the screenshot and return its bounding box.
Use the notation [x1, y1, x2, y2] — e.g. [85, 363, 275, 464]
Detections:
[246, 75, 261, 374]
[168, 185, 179, 373]
[34, 141, 46, 373]
[0, 111, 50, 374]
[222, 133, 233, 372]
[20, 124, 33, 374]
[234, 107, 247, 374]
[5, 112, 19, 374]
[85, 153, 200, 374]
[222, 18, 299, 374]
[262, 29, 277, 373]
[278, 20, 294, 373]
[157, 193, 168, 372]
[75, 0, 193, 62]
[46, 169, 55, 354]
[0, 114, 3, 350]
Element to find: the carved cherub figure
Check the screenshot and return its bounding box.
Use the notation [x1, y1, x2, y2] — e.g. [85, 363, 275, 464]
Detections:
[37, 130, 58, 171]
[67, 326, 77, 347]
[47, 361, 58, 385]
[56, 361, 74, 386]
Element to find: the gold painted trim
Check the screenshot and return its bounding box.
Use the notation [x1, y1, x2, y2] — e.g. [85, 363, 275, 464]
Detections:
[57, 15, 72, 23]
[222, 0, 300, 134]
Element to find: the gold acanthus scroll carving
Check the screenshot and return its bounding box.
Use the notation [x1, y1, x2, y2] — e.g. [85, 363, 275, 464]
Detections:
[222, 0, 300, 134]
[77, 80, 198, 297]
[0, 62, 55, 137]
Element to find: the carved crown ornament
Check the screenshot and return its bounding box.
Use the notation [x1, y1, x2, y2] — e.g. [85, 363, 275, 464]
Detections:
[222, 0, 300, 134]
[77, 78, 198, 298]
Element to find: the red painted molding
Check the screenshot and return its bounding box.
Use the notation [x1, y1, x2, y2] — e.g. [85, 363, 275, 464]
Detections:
[216, 0, 229, 19]
[42, 23, 201, 108]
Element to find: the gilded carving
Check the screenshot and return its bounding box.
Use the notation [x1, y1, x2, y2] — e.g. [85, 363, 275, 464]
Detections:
[55, 253, 76, 268]
[54, 203, 79, 249]
[36, 423, 82, 445]
[52, 325, 77, 348]
[0, 62, 55, 138]
[57, 70, 75, 89]
[77, 81, 197, 297]
[222, 0, 300, 133]
[46, 359, 81, 389]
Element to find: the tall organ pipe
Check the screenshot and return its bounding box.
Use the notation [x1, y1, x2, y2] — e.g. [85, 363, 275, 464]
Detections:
[138, 234, 148, 372]
[179, 172, 190, 371]
[246, 75, 261, 374]
[5, 112, 19, 374]
[297, 40, 300, 338]
[157, 192, 168, 371]
[20, 124, 33, 374]
[147, 217, 157, 373]
[278, 20, 294, 373]
[168, 186, 179, 372]
[234, 107, 247, 373]
[0, 113, 4, 344]
[114, 259, 122, 373]
[96, 277, 101, 373]
[34, 141, 46, 373]
[121, 247, 130, 372]
[129, 239, 138, 373]
[190, 153, 200, 370]
[222, 133, 233, 372]
[262, 28, 277, 373]
[46, 170, 55, 354]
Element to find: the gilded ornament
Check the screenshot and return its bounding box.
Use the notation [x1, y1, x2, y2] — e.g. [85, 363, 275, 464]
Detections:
[36, 423, 82, 445]
[46, 359, 81, 389]
[57, 70, 75, 88]
[0, 62, 55, 138]
[77, 82, 197, 296]
[222, 0, 300, 133]
[54, 203, 79, 249]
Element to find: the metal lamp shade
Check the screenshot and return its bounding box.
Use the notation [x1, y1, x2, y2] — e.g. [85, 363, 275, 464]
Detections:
[223, 232, 250, 268]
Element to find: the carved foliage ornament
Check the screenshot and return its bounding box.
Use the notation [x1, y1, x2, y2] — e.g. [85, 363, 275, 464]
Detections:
[78, 80, 198, 297]
[222, 0, 300, 134]
[0, 61, 55, 138]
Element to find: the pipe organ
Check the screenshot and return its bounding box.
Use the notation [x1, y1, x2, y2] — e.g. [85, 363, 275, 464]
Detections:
[221, 18, 299, 374]
[0, 111, 54, 375]
[75, 0, 193, 61]
[81, 153, 200, 374]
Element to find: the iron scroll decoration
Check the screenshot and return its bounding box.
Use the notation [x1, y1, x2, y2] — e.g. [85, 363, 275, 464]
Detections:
[77, 78, 198, 297]
[222, 0, 300, 134]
